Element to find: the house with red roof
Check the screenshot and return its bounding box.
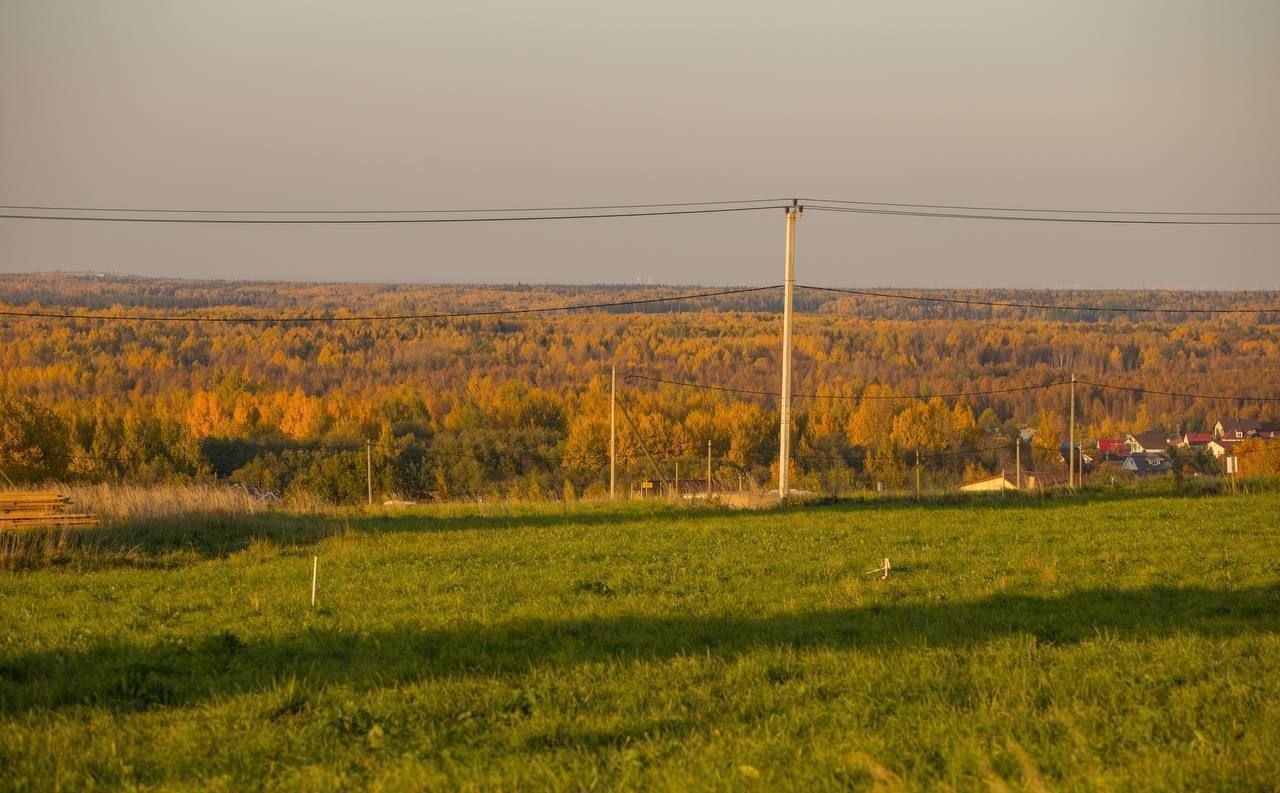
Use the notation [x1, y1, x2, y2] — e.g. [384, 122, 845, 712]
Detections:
[1097, 438, 1127, 459]
[1179, 433, 1212, 449]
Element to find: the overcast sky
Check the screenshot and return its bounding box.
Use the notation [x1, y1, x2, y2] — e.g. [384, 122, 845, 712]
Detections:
[2, 1, 1278, 288]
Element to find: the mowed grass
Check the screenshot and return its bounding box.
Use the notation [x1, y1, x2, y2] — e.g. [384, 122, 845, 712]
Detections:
[1, 493, 1279, 791]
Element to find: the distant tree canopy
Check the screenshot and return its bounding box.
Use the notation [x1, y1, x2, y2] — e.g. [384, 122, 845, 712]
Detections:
[1, 274, 1277, 499]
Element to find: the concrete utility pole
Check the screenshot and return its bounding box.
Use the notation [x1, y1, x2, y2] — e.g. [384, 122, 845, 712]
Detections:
[778, 201, 801, 498]
[1016, 436, 1022, 489]
[610, 366, 616, 500]
[366, 440, 373, 506]
[1069, 373, 1077, 489]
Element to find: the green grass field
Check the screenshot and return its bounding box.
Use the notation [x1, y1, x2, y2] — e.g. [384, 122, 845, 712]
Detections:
[2, 492, 1279, 791]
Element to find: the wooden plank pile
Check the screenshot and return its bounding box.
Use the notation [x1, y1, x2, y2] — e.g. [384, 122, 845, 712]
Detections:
[0, 492, 99, 529]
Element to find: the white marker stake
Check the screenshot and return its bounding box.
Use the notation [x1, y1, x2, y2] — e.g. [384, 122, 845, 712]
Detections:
[864, 558, 892, 580]
[311, 556, 318, 607]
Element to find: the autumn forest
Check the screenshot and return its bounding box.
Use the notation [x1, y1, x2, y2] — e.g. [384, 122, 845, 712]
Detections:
[2, 273, 1278, 501]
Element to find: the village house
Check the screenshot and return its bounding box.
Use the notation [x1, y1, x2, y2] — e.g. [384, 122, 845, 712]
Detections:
[1207, 439, 1238, 459]
[1179, 433, 1212, 450]
[1121, 452, 1174, 477]
[1208, 418, 1280, 456]
[1125, 431, 1171, 454]
[1214, 418, 1261, 440]
[1097, 438, 1127, 460]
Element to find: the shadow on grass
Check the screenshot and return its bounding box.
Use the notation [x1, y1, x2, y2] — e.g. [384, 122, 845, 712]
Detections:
[2, 504, 726, 570]
[2, 583, 1276, 715]
[6, 484, 1273, 571]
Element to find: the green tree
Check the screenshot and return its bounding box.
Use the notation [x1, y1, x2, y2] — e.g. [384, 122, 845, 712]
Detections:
[0, 395, 69, 482]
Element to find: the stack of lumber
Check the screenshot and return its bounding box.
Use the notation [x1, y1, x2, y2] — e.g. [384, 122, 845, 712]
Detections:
[0, 492, 99, 529]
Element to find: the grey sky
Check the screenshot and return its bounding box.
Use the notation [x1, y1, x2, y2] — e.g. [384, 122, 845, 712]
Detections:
[2, 1, 1278, 288]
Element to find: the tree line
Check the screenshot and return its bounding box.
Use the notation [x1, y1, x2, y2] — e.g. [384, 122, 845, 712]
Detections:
[2, 274, 1277, 500]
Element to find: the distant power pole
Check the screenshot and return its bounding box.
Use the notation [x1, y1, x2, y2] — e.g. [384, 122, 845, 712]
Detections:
[610, 366, 617, 500]
[1069, 373, 1077, 489]
[1016, 437, 1022, 489]
[707, 440, 712, 498]
[778, 200, 801, 498]
[366, 440, 373, 506]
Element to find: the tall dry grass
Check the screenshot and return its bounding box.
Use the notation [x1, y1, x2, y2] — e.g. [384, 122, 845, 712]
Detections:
[0, 483, 330, 571]
[55, 482, 325, 522]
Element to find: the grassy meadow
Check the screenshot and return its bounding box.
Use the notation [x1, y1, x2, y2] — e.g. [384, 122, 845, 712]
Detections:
[1, 491, 1279, 791]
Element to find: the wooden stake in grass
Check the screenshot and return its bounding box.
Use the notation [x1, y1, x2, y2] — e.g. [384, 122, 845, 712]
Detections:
[311, 555, 318, 607]
[865, 558, 891, 580]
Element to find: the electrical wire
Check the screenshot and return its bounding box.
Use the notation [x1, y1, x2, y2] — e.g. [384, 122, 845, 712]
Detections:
[0, 205, 787, 224]
[624, 373, 1067, 400]
[800, 197, 1280, 217]
[799, 284, 1280, 315]
[1076, 380, 1280, 403]
[804, 204, 1280, 226]
[0, 284, 781, 323]
[0, 198, 790, 215]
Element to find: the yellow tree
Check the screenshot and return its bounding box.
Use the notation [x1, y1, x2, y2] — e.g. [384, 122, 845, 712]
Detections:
[892, 400, 947, 496]
[846, 384, 898, 449]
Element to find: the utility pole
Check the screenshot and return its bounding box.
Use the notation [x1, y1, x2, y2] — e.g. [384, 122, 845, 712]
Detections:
[707, 440, 712, 499]
[610, 366, 616, 500]
[915, 448, 921, 499]
[1016, 437, 1022, 489]
[366, 440, 373, 506]
[1069, 373, 1077, 489]
[674, 457, 679, 500]
[778, 200, 800, 498]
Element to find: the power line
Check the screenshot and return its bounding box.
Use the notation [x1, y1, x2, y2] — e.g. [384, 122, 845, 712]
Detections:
[0, 285, 781, 323]
[6, 195, 1277, 217]
[0, 205, 787, 224]
[625, 373, 1066, 400]
[0, 198, 789, 215]
[627, 372, 1280, 404]
[1076, 380, 1280, 403]
[804, 204, 1280, 226]
[799, 284, 1280, 315]
[801, 197, 1280, 217]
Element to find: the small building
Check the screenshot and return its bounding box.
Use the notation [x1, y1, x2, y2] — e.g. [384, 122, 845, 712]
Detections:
[1126, 431, 1172, 454]
[959, 473, 1018, 493]
[1121, 452, 1174, 477]
[1023, 471, 1067, 489]
[1097, 438, 1127, 459]
[1214, 418, 1262, 440]
[1207, 440, 1228, 459]
[1179, 433, 1212, 449]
